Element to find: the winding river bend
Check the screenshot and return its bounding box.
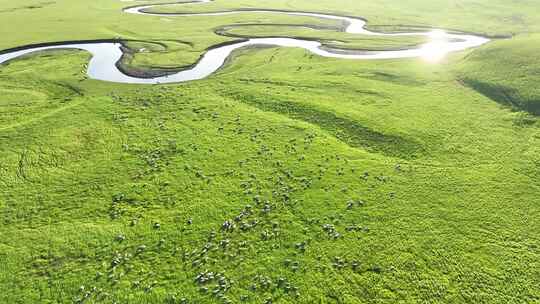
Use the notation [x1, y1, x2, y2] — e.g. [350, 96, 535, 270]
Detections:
[0, 1, 490, 84]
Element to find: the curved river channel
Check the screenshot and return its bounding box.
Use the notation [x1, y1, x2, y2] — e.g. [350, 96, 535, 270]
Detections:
[0, 0, 491, 84]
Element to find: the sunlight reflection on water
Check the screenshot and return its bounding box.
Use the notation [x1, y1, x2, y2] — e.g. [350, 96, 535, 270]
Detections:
[421, 30, 451, 62]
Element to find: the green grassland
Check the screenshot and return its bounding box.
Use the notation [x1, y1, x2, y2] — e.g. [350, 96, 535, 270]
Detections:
[456, 34, 540, 115]
[1, 0, 540, 303]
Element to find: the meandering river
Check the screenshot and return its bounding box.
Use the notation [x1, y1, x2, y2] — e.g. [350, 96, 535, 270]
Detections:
[0, 1, 490, 84]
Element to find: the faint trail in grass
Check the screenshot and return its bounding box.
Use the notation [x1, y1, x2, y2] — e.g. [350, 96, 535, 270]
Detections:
[0, 98, 86, 132]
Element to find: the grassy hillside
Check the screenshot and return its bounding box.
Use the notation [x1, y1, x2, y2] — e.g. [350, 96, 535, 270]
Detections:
[456, 34, 540, 115]
[0, 0, 539, 303]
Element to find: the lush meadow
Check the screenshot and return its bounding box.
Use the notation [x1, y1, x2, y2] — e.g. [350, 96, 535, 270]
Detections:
[0, 0, 539, 303]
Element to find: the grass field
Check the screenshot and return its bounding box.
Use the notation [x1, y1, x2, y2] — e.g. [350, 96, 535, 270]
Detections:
[456, 34, 540, 115]
[0, 0, 539, 303]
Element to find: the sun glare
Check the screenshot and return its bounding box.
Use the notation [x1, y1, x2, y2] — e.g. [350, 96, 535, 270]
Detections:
[421, 29, 450, 62]
[428, 29, 447, 40]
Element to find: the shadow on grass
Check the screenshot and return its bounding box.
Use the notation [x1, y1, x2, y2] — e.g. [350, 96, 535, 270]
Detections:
[356, 71, 426, 87]
[461, 78, 540, 116]
[227, 91, 425, 159]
